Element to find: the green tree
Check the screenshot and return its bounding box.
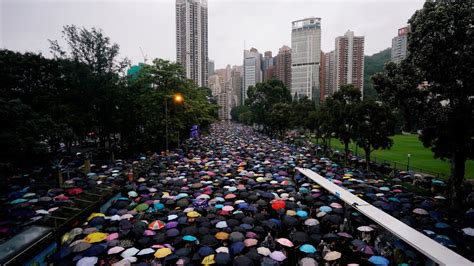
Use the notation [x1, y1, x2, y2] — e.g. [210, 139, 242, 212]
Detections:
[372, 61, 426, 132]
[245, 79, 292, 135]
[406, 1, 474, 207]
[270, 103, 292, 138]
[326, 85, 361, 162]
[353, 100, 396, 170]
[290, 96, 316, 134]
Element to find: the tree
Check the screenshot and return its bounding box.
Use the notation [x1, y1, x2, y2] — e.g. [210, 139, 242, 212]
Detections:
[270, 103, 292, 138]
[326, 85, 361, 163]
[290, 96, 316, 134]
[372, 61, 427, 132]
[406, 1, 474, 207]
[230, 105, 251, 122]
[353, 100, 396, 170]
[245, 79, 292, 135]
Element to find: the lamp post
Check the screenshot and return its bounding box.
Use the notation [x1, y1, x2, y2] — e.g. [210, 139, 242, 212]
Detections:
[407, 153, 411, 171]
[165, 93, 184, 154]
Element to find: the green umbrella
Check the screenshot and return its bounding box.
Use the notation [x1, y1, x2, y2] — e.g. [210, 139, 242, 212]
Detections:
[135, 203, 149, 212]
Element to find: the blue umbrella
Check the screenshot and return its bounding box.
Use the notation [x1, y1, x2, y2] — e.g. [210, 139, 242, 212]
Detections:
[435, 222, 450, 229]
[182, 235, 198, 242]
[198, 246, 214, 257]
[368, 255, 389, 265]
[296, 210, 308, 218]
[230, 241, 245, 255]
[299, 244, 317, 253]
[319, 206, 332, 213]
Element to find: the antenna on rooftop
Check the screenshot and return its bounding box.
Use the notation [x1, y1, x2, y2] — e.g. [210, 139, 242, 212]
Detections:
[139, 47, 148, 63]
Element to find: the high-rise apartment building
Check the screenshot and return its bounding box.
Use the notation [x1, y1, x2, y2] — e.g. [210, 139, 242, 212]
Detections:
[262, 51, 274, 82]
[335, 30, 364, 94]
[176, 0, 208, 87]
[291, 17, 321, 101]
[230, 66, 243, 107]
[391, 26, 409, 64]
[243, 48, 262, 101]
[319, 51, 326, 101]
[208, 60, 215, 76]
[324, 50, 336, 97]
[275, 45, 292, 89]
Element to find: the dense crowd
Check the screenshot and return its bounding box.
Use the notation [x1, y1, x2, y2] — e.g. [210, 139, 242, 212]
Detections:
[16, 123, 474, 265]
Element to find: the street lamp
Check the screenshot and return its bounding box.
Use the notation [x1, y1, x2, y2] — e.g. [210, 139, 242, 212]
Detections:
[165, 93, 184, 153]
[407, 153, 411, 171]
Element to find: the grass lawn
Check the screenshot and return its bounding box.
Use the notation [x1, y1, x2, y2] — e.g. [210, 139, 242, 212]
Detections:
[317, 134, 474, 179]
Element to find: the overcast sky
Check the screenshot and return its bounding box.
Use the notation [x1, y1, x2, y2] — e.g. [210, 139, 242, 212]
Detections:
[1, 0, 424, 69]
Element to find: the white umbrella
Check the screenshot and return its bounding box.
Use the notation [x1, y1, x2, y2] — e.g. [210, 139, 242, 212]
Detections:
[121, 247, 139, 258]
[357, 226, 374, 232]
[462, 227, 474, 236]
[257, 247, 271, 256]
[137, 248, 155, 256]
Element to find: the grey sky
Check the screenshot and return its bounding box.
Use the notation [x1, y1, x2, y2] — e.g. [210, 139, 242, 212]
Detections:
[1, 0, 424, 69]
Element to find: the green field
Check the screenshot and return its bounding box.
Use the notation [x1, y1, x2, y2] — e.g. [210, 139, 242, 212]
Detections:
[318, 134, 474, 179]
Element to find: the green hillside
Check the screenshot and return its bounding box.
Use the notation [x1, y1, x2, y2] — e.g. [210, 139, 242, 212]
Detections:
[363, 48, 391, 99]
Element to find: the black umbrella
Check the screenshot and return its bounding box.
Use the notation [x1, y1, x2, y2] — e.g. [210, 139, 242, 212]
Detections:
[215, 252, 232, 264]
[233, 255, 254, 266]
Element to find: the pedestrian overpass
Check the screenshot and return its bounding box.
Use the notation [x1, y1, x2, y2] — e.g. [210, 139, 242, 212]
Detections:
[296, 167, 472, 266]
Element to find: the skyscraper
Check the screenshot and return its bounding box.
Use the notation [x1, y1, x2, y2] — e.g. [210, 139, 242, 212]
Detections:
[319, 51, 326, 101]
[230, 66, 243, 107]
[243, 48, 262, 102]
[275, 45, 292, 89]
[262, 51, 274, 82]
[291, 17, 321, 101]
[324, 50, 336, 97]
[391, 26, 409, 64]
[175, 0, 208, 87]
[335, 30, 365, 94]
[208, 60, 215, 76]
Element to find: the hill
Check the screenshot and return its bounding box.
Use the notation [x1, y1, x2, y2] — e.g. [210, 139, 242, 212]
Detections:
[363, 48, 391, 98]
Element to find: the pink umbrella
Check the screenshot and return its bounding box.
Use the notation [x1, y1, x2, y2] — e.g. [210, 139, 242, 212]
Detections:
[270, 250, 287, 262]
[330, 202, 343, 209]
[108, 246, 125, 255]
[222, 206, 234, 212]
[207, 171, 216, 176]
[276, 238, 294, 247]
[144, 230, 156, 236]
[107, 232, 119, 241]
[332, 179, 342, 185]
[244, 238, 258, 247]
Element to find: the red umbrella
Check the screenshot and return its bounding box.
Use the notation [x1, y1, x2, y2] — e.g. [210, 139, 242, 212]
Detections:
[272, 200, 286, 210]
[148, 220, 166, 230]
[66, 188, 83, 195]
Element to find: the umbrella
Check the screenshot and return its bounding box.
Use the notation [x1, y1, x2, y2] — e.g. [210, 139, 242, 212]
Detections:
[108, 246, 125, 255]
[299, 257, 318, 266]
[304, 219, 319, 226]
[357, 226, 374, 232]
[198, 246, 215, 257]
[77, 256, 98, 266]
[276, 238, 294, 247]
[270, 251, 287, 262]
[461, 227, 474, 236]
[202, 254, 216, 265]
[412, 208, 428, 215]
[148, 220, 166, 230]
[215, 252, 231, 264]
[271, 200, 286, 210]
[230, 242, 245, 255]
[215, 232, 229, 240]
[121, 247, 139, 258]
[257, 247, 271, 256]
[299, 244, 317, 253]
[244, 238, 258, 247]
[368, 255, 390, 265]
[71, 242, 92, 253]
[216, 221, 228, 229]
[135, 203, 149, 212]
[84, 232, 108, 243]
[154, 247, 173, 259]
[182, 235, 198, 242]
[187, 211, 201, 218]
[324, 251, 341, 261]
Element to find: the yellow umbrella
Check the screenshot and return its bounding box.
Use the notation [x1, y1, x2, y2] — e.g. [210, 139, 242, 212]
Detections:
[61, 232, 72, 244]
[187, 211, 201, 218]
[202, 254, 216, 265]
[84, 232, 108, 243]
[215, 232, 229, 240]
[87, 212, 105, 221]
[154, 247, 172, 259]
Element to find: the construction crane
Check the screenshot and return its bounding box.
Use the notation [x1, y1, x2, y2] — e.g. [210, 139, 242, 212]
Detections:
[139, 47, 148, 64]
